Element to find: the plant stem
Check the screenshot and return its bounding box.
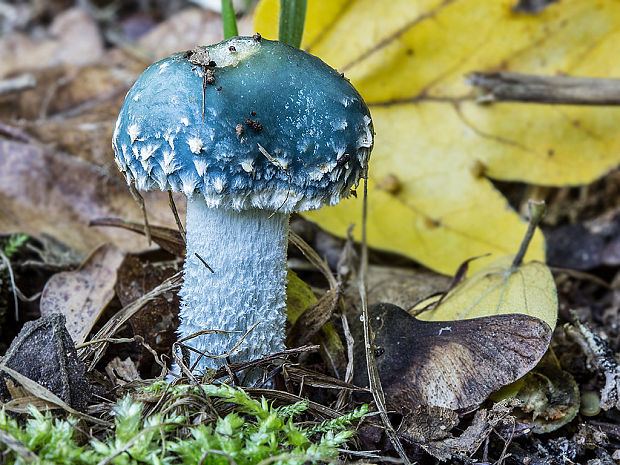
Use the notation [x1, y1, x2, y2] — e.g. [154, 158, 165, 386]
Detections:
[221, 0, 238, 39]
[512, 200, 546, 269]
[469, 72, 620, 105]
[278, 0, 307, 48]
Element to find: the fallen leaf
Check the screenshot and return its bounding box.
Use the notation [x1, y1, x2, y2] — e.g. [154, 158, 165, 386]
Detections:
[361, 265, 451, 310]
[0, 8, 104, 79]
[398, 405, 459, 443]
[91, 218, 186, 258]
[115, 254, 180, 374]
[40, 244, 125, 344]
[426, 400, 516, 460]
[511, 349, 580, 433]
[255, 0, 620, 274]
[352, 303, 551, 412]
[286, 288, 340, 348]
[286, 270, 346, 377]
[105, 357, 142, 386]
[416, 256, 558, 329]
[134, 8, 225, 61]
[0, 138, 184, 253]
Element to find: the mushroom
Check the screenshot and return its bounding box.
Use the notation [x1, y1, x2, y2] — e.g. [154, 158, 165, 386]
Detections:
[112, 37, 373, 377]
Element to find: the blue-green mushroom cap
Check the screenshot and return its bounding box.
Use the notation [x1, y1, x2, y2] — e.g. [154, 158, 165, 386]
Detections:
[112, 36, 373, 212]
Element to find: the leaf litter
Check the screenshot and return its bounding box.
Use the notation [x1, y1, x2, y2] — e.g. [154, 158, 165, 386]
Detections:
[1, 1, 620, 464]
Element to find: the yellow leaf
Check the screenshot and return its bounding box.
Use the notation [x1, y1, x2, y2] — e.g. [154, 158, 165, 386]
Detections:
[286, 269, 317, 322]
[286, 270, 347, 375]
[255, 0, 620, 274]
[416, 256, 558, 329]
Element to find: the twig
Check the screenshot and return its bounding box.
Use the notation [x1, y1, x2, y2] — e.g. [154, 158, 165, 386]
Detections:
[512, 200, 545, 268]
[0, 249, 19, 320]
[468, 72, 620, 105]
[195, 253, 214, 273]
[335, 305, 355, 410]
[0, 74, 36, 96]
[289, 231, 338, 289]
[0, 365, 111, 426]
[76, 335, 167, 374]
[171, 323, 260, 380]
[168, 191, 186, 244]
[0, 122, 35, 143]
[129, 182, 151, 245]
[358, 164, 410, 464]
[0, 429, 38, 462]
[79, 272, 182, 369]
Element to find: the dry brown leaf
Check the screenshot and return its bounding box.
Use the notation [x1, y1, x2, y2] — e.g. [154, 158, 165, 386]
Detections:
[426, 400, 516, 460]
[40, 244, 125, 344]
[286, 288, 340, 348]
[91, 218, 185, 257]
[105, 357, 142, 386]
[116, 254, 180, 373]
[352, 303, 551, 412]
[363, 265, 451, 310]
[0, 138, 184, 252]
[0, 64, 132, 121]
[0, 8, 103, 79]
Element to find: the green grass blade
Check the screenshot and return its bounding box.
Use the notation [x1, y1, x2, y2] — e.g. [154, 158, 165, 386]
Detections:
[221, 0, 239, 39]
[278, 0, 307, 48]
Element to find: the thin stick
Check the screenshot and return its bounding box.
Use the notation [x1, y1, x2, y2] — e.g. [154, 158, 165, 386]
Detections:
[0, 73, 36, 96]
[469, 72, 620, 105]
[289, 231, 338, 289]
[359, 164, 410, 464]
[0, 429, 38, 462]
[195, 253, 214, 273]
[168, 191, 186, 244]
[0, 365, 111, 426]
[512, 200, 546, 269]
[0, 250, 19, 320]
[129, 182, 151, 245]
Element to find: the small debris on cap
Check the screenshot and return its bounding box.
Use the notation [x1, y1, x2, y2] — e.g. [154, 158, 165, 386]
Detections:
[235, 123, 244, 137]
[245, 118, 263, 133]
[253, 32, 262, 42]
[229, 45, 237, 52]
[206, 69, 215, 85]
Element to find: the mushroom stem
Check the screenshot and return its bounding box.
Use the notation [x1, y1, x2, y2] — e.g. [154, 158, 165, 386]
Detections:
[177, 196, 289, 376]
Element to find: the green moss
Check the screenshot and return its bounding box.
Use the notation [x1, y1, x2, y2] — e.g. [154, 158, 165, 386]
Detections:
[0, 384, 367, 465]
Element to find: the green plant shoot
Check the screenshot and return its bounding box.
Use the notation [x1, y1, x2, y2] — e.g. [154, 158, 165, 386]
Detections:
[278, 0, 307, 48]
[221, 0, 238, 39]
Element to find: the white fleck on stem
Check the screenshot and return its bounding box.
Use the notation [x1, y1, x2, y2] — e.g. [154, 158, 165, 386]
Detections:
[177, 197, 289, 376]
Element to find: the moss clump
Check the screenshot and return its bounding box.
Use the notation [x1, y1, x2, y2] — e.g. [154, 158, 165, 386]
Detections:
[0, 383, 367, 465]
